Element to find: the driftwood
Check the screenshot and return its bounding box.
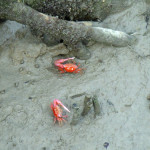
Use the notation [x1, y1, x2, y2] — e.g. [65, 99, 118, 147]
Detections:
[0, 1, 136, 59]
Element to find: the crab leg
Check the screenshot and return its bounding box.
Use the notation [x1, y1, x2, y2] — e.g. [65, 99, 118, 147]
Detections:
[54, 118, 56, 124]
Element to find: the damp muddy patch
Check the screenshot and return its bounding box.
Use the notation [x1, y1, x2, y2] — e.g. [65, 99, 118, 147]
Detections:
[1, 1, 150, 149]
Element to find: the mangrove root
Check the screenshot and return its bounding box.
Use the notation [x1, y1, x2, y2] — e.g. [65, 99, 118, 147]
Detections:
[0, 2, 137, 59]
[81, 95, 93, 116]
[92, 95, 101, 118]
[70, 103, 80, 126]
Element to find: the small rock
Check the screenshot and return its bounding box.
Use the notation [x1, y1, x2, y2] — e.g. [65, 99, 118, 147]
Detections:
[103, 142, 109, 149]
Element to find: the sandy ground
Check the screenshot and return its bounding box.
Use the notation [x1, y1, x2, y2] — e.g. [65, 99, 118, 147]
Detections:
[0, 1, 150, 150]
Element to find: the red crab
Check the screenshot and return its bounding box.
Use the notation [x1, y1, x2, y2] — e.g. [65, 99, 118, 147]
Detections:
[54, 57, 84, 73]
[50, 99, 70, 125]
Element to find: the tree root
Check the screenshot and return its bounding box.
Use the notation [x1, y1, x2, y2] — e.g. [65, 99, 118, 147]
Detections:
[91, 27, 136, 47]
[0, 2, 137, 59]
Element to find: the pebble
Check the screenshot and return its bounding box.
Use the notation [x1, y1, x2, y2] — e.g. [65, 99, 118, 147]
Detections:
[103, 142, 109, 149]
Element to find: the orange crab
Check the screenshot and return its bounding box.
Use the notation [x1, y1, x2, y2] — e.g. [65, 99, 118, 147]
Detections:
[54, 57, 84, 73]
[50, 99, 70, 125]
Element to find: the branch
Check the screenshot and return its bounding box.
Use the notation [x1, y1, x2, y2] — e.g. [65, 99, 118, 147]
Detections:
[0, 2, 137, 59]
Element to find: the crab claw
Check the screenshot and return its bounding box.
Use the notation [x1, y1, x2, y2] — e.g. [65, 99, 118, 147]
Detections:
[54, 57, 75, 68]
[69, 57, 75, 60]
[53, 99, 70, 112]
[61, 57, 75, 62]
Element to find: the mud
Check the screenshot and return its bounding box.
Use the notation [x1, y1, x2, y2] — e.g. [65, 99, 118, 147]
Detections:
[0, 1, 150, 150]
